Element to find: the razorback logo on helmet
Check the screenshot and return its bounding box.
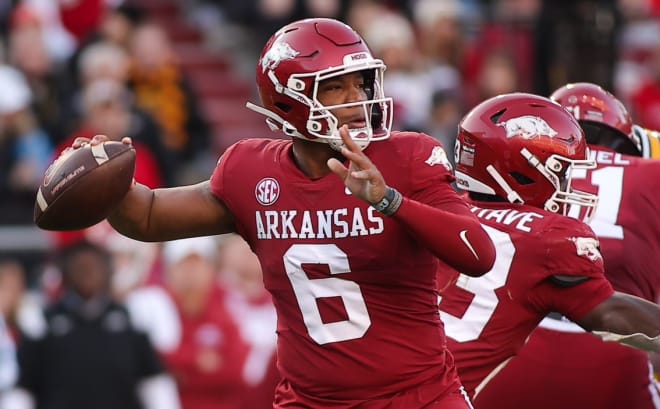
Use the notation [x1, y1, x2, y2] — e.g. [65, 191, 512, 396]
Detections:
[260, 42, 299, 73]
[425, 146, 452, 171]
[255, 178, 280, 206]
[497, 116, 558, 140]
[569, 237, 602, 262]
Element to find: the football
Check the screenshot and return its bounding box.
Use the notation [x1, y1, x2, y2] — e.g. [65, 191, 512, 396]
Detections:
[34, 141, 136, 231]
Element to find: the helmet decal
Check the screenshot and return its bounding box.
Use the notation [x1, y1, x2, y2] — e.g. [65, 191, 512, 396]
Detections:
[497, 116, 558, 140]
[454, 140, 475, 167]
[343, 52, 371, 65]
[569, 237, 602, 262]
[425, 146, 453, 171]
[260, 42, 299, 73]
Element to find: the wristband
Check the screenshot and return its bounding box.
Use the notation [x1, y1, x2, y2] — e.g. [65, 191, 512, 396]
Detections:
[371, 187, 403, 216]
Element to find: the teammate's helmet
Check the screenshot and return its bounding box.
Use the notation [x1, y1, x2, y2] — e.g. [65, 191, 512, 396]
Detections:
[454, 93, 598, 219]
[550, 82, 639, 155]
[247, 18, 393, 150]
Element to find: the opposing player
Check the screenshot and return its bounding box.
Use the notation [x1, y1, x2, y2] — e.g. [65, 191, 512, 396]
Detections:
[472, 83, 660, 409]
[437, 92, 660, 402]
[65, 18, 496, 408]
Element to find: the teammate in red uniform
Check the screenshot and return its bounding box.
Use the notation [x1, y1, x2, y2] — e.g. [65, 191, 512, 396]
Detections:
[472, 83, 660, 409]
[437, 92, 660, 402]
[65, 18, 497, 408]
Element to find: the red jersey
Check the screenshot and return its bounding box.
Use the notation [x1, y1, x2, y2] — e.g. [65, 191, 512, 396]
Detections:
[471, 148, 660, 409]
[224, 290, 279, 409]
[570, 148, 660, 301]
[162, 285, 249, 409]
[438, 202, 614, 396]
[210, 132, 467, 403]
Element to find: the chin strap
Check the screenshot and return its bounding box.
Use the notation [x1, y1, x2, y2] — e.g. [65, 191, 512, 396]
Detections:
[486, 165, 523, 204]
[246, 101, 372, 151]
[246, 102, 306, 139]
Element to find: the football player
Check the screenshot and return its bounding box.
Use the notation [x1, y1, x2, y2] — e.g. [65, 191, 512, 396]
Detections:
[470, 83, 660, 409]
[66, 18, 496, 408]
[438, 92, 660, 405]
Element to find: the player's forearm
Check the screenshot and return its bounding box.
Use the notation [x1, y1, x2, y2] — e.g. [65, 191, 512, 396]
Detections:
[579, 292, 660, 352]
[107, 182, 160, 241]
[108, 182, 235, 241]
[391, 197, 496, 277]
[584, 292, 660, 337]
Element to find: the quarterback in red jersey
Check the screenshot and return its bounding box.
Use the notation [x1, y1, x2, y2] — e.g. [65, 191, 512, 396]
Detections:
[62, 18, 496, 408]
[437, 93, 660, 401]
[472, 83, 660, 409]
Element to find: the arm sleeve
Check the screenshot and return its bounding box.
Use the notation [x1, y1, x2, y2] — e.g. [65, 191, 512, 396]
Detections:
[388, 133, 495, 276]
[392, 193, 495, 277]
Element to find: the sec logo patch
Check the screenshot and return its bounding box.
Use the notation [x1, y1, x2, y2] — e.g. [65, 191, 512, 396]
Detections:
[255, 178, 280, 206]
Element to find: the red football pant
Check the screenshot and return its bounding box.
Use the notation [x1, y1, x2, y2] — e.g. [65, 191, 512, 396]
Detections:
[474, 327, 660, 409]
[273, 377, 474, 409]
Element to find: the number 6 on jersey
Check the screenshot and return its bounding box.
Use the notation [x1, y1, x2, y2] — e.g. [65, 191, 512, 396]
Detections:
[284, 244, 371, 345]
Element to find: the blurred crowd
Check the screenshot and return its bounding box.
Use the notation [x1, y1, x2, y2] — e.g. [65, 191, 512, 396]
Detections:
[0, 228, 278, 409]
[2, 0, 660, 407]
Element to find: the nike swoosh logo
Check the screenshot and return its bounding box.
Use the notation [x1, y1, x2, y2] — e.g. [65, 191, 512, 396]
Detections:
[460, 230, 479, 260]
[345, 187, 352, 195]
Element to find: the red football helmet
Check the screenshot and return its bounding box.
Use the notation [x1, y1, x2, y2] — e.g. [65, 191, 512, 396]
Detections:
[454, 93, 598, 219]
[550, 82, 639, 155]
[246, 18, 393, 150]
